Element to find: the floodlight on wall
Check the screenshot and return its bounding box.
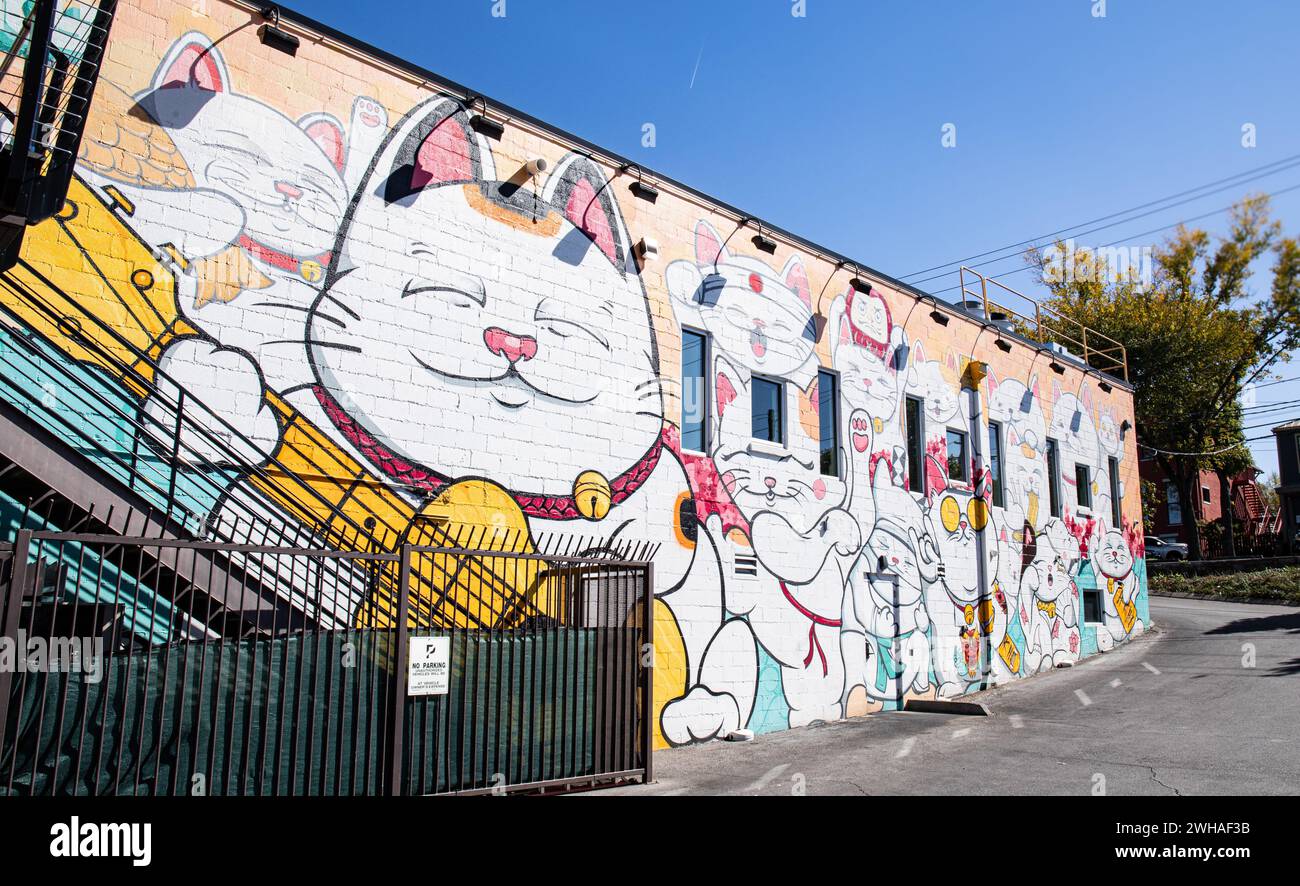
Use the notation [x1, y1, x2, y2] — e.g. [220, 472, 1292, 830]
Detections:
[1121, 419, 1132, 439]
[849, 275, 872, 293]
[751, 225, 778, 255]
[1099, 380, 1113, 393]
[623, 166, 660, 203]
[930, 309, 949, 326]
[996, 338, 1013, 353]
[1049, 361, 1065, 375]
[467, 98, 506, 141]
[637, 237, 660, 262]
[259, 7, 300, 56]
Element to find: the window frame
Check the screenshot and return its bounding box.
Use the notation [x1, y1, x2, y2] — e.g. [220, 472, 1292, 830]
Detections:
[905, 395, 925, 494]
[946, 428, 969, 484]
[988, 419, 1005, 509]
[1046, 437, 1062, 518]
[817, 368, 841, 478]
[679, 326, 711, 455]
[1167, 482, 1182, 525]
[1108, 455, 1121, 526]
[750, 374, 786, 446]
[1201, 485, 1212, 505]
[1075, 462, 1092, 510]
[1082, 587, 1105, 625]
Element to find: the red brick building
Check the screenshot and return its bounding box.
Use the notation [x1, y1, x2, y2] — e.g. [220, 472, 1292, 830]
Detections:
[1139, 457, 1274, 555]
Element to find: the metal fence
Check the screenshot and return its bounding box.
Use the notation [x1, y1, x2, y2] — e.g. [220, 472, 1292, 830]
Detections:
[0, 521, 655, 796]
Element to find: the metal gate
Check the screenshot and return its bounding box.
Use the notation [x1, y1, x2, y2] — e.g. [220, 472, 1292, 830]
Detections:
[0, 525, 654, 795]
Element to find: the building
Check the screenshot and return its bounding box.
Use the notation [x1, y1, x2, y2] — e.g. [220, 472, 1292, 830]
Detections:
[1275, 420, 1300, 552]
[0, 0, 1147, 781]
[1139, 459, 1276, 555]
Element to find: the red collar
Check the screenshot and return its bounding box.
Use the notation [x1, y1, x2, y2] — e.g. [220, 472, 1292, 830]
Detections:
[238, 235, 331, 275]
[313, 384, 663, 520]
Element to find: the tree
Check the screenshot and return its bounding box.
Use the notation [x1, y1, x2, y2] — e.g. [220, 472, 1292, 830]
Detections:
[1027, 195, 1300, 560]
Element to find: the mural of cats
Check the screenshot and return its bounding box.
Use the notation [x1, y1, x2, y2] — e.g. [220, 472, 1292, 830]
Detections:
[843, 474, 937, 709]
[1092, 527, 1143, 651]
[288, 96, 754, 743]
[1020, 520, 1082, 672]
[78, 33, 387, 462]
[828, 289, 907, 487]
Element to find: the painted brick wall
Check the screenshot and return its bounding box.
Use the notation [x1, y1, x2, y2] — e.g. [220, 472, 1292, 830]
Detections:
[0, 0, 1148, 747]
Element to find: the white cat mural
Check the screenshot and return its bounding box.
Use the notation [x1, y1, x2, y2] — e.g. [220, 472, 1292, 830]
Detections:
[1092, 527, 1143, 651]
[77, 33, 388, 461]
[1020, 519, 1082, 672]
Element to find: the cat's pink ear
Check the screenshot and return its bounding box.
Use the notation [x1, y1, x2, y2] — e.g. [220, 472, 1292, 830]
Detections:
[695, 221, 725, 267]
[985, 369, 1000, 397]
[912, 340, 928, 365]
[411, 113, 475, 191]
[154, 33, 228, 92]
[839, 314, 852, 345]
[1030, 374, 1041, 401]
[782, 255, 812, 311]
[300, 113, 346, 175]
[547, 157, 623, 266]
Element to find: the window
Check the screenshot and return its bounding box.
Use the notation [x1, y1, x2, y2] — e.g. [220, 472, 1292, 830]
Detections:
[817, 370, 839, 477]
[988, 420, 1005, 508]
[1046, 438, 1062, 518]
[1075, 463, 1092, 509]
[1167, 483, 1182, 525]
[680, 329, 709, 453]
[905, 396, 924, 493]
[1082, 586, 1104, 624]
[946, 429, 968, 483]
[1201, 486, 1212, 505]
[751, 376, 784, 444]
[1108, 456, 1121, 526]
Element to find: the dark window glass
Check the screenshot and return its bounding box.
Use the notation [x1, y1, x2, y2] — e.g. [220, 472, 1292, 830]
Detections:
[1109, 456, 1121, 525]
[752, 377, 783, 443]
[1083, 587, 1104, 624]
[988, 420, 1004, 508]
[681, 330, 708, 452]
[1076, 463, 1092, 508]
[1167, 483, 1182, 525]
[818, 370, 839, 477]
[1201, 486, 1212, 504]
[947, 429, 968, 483]
[1046, 438, 1062, 517]
[905, 396, 924, 493]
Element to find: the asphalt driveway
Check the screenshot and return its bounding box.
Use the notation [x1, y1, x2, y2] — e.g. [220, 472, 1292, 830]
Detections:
[604, 597, 1300, 795]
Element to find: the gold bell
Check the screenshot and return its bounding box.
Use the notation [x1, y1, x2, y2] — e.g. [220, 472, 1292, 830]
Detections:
[574, 470, 612, 521]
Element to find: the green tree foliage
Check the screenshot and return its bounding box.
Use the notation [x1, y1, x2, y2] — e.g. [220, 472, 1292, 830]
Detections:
[1027, 195, 1300, 559]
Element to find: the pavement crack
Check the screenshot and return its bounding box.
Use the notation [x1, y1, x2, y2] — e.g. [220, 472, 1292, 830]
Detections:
[1147, 766, 1184, 797]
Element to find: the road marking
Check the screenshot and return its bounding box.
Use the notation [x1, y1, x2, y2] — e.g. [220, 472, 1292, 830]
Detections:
[895, 738, 915, 758]
[1110, 678, 1123, 688]
[745, 763, 789, 793]
[1143, 662, 1161, 675]
[1075, 689, 1093, 707]
[952, 727, 971, 739]
[1009, 714, 1025, 729]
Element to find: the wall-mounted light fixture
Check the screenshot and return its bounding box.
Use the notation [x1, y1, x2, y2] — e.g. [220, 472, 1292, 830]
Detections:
[930, 309, 949, 326]
[259, 7, 300, 56]
[996, 338, 1012, 353]
[751, 225, 778, 255]
[467, 98, 506, 140]
[849, 274, 871, 293]
[1098, 380, 1113, 393]
[622, 165, 659, 203]
[1120, 419, 1132, 439]
[1049, 361, 1065, 375]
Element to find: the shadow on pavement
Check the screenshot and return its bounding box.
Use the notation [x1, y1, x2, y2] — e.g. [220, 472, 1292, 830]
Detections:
[1204, 611, 1300, 636]
[1268, 656, 1300, 677]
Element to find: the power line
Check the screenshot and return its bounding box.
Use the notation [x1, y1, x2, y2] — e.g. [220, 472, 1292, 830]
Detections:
[923, 180, 1300, 298]
[902, 152, 1300, 283]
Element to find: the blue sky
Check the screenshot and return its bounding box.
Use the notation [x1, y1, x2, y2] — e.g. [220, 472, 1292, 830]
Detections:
[298, 0, 1300, 474]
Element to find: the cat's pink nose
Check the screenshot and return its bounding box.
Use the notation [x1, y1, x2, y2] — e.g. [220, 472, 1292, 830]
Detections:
[764, 477, 777, 489]
[275, 180, 304, 201]
[484, 327, 538, 365]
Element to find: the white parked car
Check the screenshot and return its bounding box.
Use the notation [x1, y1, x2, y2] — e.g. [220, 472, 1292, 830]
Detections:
[1145, 536, 1188, 561]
